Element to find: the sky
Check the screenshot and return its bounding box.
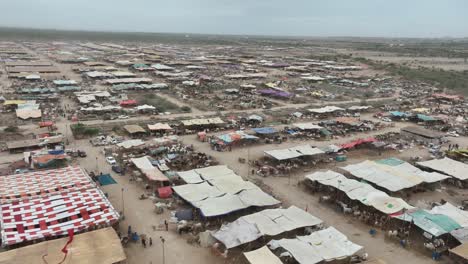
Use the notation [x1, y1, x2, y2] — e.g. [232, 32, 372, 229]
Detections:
[1, 0, 467, 38]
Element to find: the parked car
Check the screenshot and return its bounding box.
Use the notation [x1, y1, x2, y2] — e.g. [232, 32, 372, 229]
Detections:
[106, 156, 117, 165]
[112, 165, 123, 174]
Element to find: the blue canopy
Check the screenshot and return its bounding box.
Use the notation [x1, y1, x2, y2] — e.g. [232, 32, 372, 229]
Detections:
[389, 111, 410, 117]
[416, 114, 436, 122]
[252, 127, 278, 135]
[98, 174, 117, 186]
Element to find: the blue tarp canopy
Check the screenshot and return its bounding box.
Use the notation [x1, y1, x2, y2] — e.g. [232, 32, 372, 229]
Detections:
[48, 149, 64, 155]
[98, 174, 117, 186]
[252, 127, 278, 135]
[390, 111, 410, 117]
[416, 114, 436, 122]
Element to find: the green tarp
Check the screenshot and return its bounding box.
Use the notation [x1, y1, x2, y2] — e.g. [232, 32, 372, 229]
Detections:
[396, 209, 461, 237]
[376, 157, 405, 166]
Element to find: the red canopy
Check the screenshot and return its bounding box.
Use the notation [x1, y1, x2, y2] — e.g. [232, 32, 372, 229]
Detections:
[39, 121, 54, 127]
[340, 137, 376, 150]
[158, 186, 173, 199]
[120, 100, 137, 106]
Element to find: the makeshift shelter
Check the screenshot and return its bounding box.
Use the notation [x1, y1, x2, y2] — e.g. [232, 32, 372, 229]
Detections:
[244, 246, 283, 264]
[417, 157, 468, 181]
[148, 123, 172, 131]
[213, 206, 323, 248]
[268, 227, 363, 264]
[340, 137, 376, 150]
[265, 145, 324, 161]
[305, 171, 413, 214]
[430, 203, 468, 227]
[394, 209, 461, 237]
[252, 127, 278, 135]
[308, 106, 344, 114]
[400, 126, 443, 144]
[0, 227, 126, 264]
[116, 139, 145, 149]
[292, 123, 323, 131]
[16, 109, 41, 119]
[123, 125, 146, 135]
[341, 158, 449, 192]
[214, 131, 259, 146]
[119, 99, 137, 107]
[173, 166, 279, 217]
[258, 89, 294, 98]
[131, 156, 169, 182]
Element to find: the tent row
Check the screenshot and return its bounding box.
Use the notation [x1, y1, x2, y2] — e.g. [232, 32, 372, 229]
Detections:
[213, 206, 323, 248]
[264, 145, 325, 161]
[267, 227, 363, 264]
[306, 170, 468, 240]
[305, 170, 413, 214]
[341, 158, 450, 192]
[174, 165, 279, 217]
[417, 157, 468, 181]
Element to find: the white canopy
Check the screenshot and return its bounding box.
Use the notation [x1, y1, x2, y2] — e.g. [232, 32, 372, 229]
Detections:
[430, 202, 468, 227]
[244, 246, 283, 264]
[306, 171, 413, 214]
[117, 139, 145, 149]
[265, 145, 324, 161]
[268, 227, 362, 264]
[308, 106, 344, 114]
[214, 206, 322, 248]
[417, 157, 468, 180]
[341, 159, 441, 192]
[293, 123, 323, 130]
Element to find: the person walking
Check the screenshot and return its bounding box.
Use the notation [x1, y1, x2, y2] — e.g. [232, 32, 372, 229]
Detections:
[142, 237, 147, 248]
[149, 237, 153, 246]
[164, 220, 169, 231]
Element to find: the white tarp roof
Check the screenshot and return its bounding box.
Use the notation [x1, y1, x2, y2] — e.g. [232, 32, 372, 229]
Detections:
[268, 227, 362, 264]
[177, 170, 204, 184]
[174, 166, 280, 217]
[214, 206, 322, 248]
[131, 156, 168, 182]
[308, 106, 344, 114]
[265, 146, 324, 161]
[117, 139, 145, 149]
[16, 109, 41, 119]
[417, 157, 468, 180]
[306, 171, 413, 214]
[172, 182, 224, 203]
[341, 160, 423, 192]
[293, 123, 323, 130]
[348, 105, 371, 111]
[194, 165, 235, 180]
[264, 149, 302, 161]
[193, 189, 280, 217]
[147, 123, 172, 130]
[430, 202, 468, 227]
[289, 145, 325, 156]
[244, 246, 283, 264]
[135, 104, 156, 110]
[181, 117, 225, 126]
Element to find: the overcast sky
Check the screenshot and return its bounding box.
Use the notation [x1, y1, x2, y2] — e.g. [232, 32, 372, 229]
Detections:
[1, 0, 467, 38]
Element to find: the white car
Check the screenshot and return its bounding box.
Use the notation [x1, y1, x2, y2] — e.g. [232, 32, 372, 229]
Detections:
[118, 115, 129, 119]
[106, 156, 117, 165]
[446, 131, 459, 137]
